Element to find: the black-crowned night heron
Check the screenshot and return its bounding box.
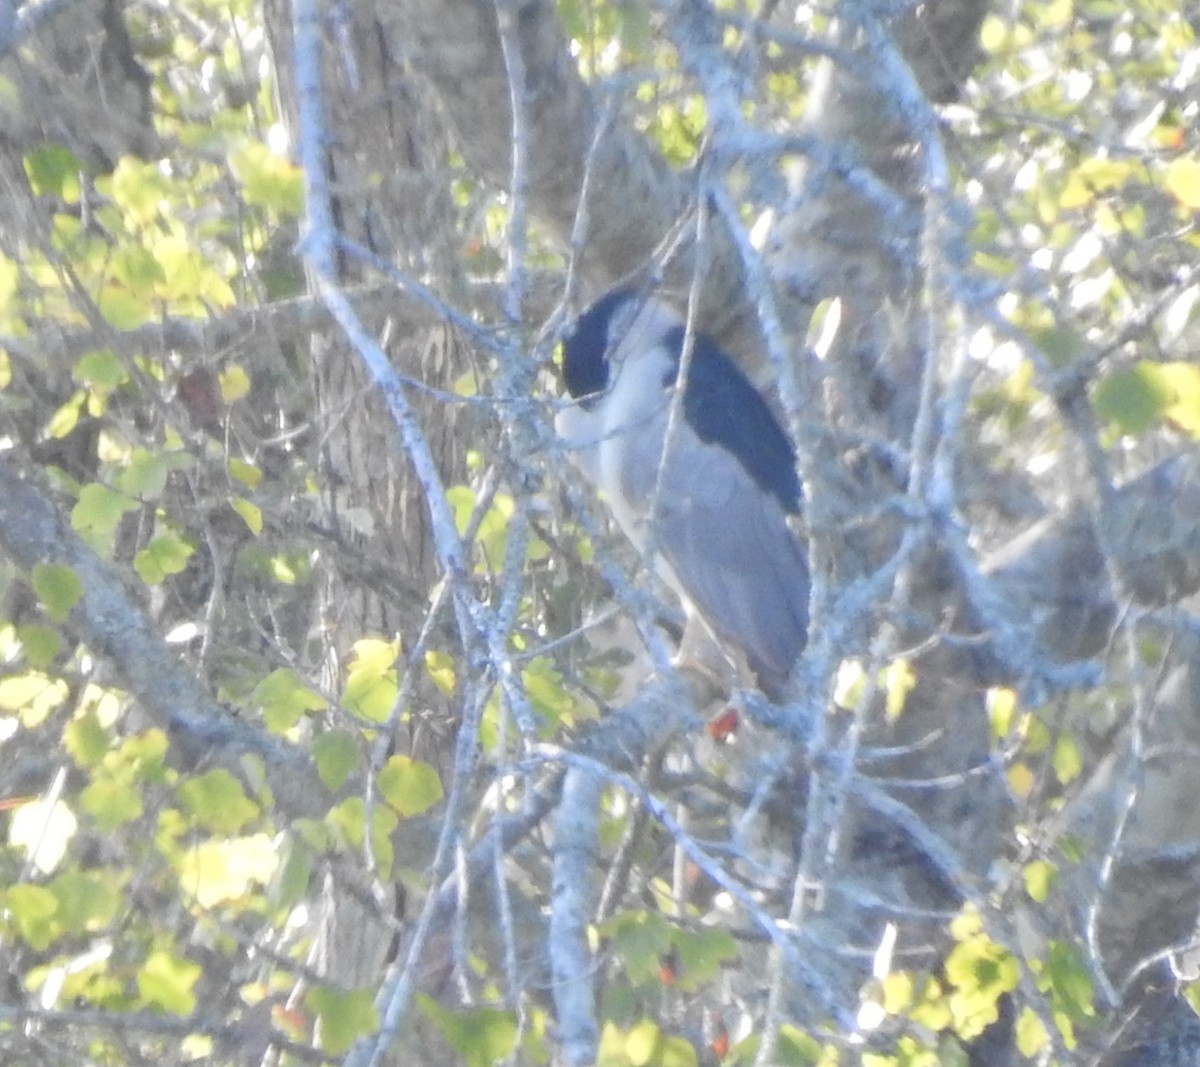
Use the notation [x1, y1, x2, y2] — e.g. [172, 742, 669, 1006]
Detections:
[555, 289, 809, 696]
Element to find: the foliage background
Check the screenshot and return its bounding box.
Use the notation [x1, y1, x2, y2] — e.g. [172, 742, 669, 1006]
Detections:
[0, 0, 1199, 1065]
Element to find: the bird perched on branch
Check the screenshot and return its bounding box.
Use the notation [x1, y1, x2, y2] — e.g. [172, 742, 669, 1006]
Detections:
[555, 289, 810, 697]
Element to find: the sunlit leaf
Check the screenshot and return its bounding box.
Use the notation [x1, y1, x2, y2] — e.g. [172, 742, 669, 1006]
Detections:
[178, 769, 260, 834]
[252, 668, 327, 733]
[218, 364, 250, 400]
[137, 949, 202, 1016]
[884, 658, 917, 720]
[0, 670, 70, 724]
[97, 284, 152, 330]
[1023, 859, 1058, 903]
[343, 639, 400, 724]
[10, 798, 78, 874]
[5, 883, 61, 949]
[107, 156, 170, 228]
[378, 755, 444, 817]
[178, 834, 279, 909]
[1165, 156, 1200, 210]
[80, 777, 144, 830]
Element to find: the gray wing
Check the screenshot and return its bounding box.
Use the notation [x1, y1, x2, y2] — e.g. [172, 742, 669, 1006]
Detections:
[620, 420, 809, 694]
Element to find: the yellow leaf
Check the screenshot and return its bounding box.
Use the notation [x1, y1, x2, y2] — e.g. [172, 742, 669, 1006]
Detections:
[1166, 156, 1200, 210]
[178, 834, 280, 908]
[884, 658, 917, 719]
[230, 496, 262, 535]
[219, 363, 251, 402]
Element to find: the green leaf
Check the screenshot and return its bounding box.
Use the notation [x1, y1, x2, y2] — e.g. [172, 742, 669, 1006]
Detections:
[45, 391, 84, 439]
[418, 997, 518, 1067]
[425, 648, 457, 695]
[108, 728, 170, 783]
[31, 563, 82, 621]
[1032, 325, 1087, 368]
[269, 835, 314, 911]
[134, 532, 194, 585]
[601, 910, 672, 986]
[306, 986, 379, 1055]
[1038, 941, 1095, 1021]
[97, 284, 152, 330]
[523, 657, 574, 729]
[1093, 363, 1173, 436]
[16, 624, 63, 669]
[74, 350, 129, 396]
[775, 1025, 827, 1066]
[64, 710, 110, 768]
[228, 457, 261, 489]
[5, 883, 61, 950]
[24, 145, 83, 203]
[1183, 979, 1200, 1019]
[672, 926, 737, 989]
[378, 755, 444, 817]
[326, 798, 396, 876]
[252, 668, 327, 733]
[107, 156, 170, 228]
[1093, 361, 1200, 438]
[313, 730, 360, 791]
[657, 1035, 698, 1067]
[1053, 735, 1082, 785]
[110, 245, 166, 300]
[114, 448, 189, 499]
[177, 768, 260, 834]
[50, 870, 122, 933]
[228, 141, 304, 217]
[71, 483, 139, 549]
[137, 949, 202, 1015]
[150, 234, 208, 304]
[81, 777, 144, 830]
